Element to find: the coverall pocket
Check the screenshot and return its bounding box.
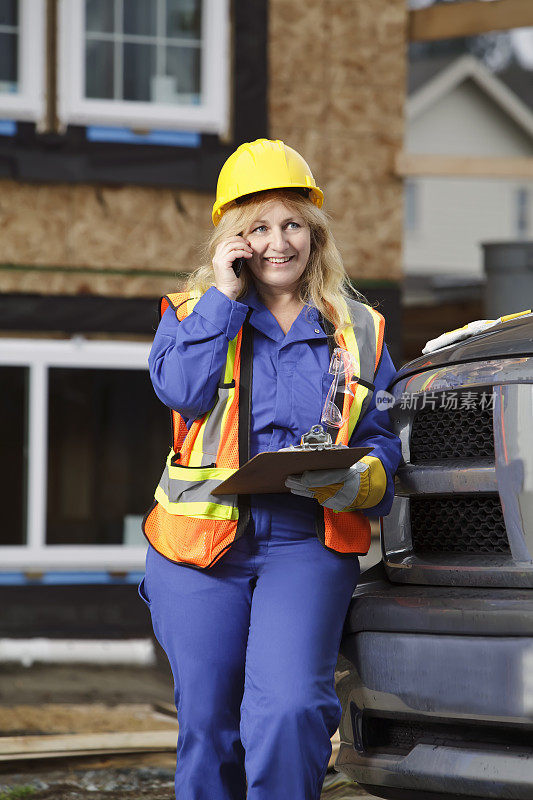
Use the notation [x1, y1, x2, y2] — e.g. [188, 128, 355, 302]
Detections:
[137, 577, 151, 608]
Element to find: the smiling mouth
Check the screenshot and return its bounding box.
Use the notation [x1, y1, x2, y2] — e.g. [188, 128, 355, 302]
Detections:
[265, 256, 295, 264]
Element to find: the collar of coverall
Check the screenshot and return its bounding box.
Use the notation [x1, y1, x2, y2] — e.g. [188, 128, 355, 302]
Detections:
[240, 285, 326, 343]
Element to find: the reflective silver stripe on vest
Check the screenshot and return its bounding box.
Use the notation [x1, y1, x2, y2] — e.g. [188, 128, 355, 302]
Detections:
[200, 384, 235, 461]
[159, 464, 236, 507]
[346, 299, 378, 420]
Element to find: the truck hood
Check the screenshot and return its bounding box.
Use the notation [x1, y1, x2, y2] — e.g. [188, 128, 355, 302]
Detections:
[394, 314, 533, 384]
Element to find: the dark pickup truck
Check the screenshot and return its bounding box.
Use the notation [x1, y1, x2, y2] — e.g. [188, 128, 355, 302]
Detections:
[336, 312, 533, 800]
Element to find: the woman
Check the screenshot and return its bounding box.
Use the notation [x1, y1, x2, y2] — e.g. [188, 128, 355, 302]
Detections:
[140, 139, 401, 800]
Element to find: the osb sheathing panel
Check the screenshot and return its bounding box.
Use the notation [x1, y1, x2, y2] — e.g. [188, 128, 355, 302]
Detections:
[0, 180, 211, 297]
[269, 0, 407, 281]
[0, 0, 406, 296]
[0, 266, 181, 299]
[67, 185, 211, 270]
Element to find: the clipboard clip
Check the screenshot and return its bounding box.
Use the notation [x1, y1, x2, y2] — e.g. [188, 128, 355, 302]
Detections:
[281, 424, 345, 452]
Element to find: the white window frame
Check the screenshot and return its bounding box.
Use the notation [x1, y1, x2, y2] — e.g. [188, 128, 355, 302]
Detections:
[0, 0, 46, 122]
[58, 0, 230, 134]
[0, 337, 153, 571]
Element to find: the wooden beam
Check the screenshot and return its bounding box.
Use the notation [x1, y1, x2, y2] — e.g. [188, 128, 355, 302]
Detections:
[410, 0, 533, 42]
[0, 722, 341, 768]
[396, 152, 533, 179]
[0, 730, 177, 761]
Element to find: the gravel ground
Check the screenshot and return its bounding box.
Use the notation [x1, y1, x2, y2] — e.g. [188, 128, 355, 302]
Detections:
[0, 765, 176, 799]
[0, 766, 372, 799]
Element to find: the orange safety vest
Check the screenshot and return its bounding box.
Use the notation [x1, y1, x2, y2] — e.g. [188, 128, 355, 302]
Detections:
[143, 291, 385, 569]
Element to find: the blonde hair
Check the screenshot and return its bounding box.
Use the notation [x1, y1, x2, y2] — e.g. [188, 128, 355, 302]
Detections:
[186, 189, 367, 342]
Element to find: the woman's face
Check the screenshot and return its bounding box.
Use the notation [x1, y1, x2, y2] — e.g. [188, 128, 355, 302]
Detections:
[243, 199, 311, 294]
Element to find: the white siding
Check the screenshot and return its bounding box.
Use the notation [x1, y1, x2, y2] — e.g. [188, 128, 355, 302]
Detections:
[404, 177, 533, 277]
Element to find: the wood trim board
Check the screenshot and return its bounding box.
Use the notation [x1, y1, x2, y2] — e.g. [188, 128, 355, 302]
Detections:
[396, 152, 533, 179]
[410, 0, 533, 42]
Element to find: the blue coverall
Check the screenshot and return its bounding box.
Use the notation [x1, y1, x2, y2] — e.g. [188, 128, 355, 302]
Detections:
[140, 286, 401, 800]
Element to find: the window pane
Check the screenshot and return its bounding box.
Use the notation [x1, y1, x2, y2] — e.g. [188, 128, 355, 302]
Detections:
[0, 367, 28, 546]
[167, 0, 202, 40]
[516, 187, 530, 237]
[166, 45, 201, 103]
[0, 32, 18, 92]
[46, 368, 169, 546]
[86, 39, 114, 99]
[123, 42, 156, 102]
[86, 0, 114, 34]
[0, 0, 18, 27]
[123, 0, 156, 36]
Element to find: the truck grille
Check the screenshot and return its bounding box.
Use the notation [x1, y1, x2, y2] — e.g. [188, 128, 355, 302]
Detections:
[410, 495, 509, 554]
[410, 391, 494, 462]
[362, 713, 531, 756]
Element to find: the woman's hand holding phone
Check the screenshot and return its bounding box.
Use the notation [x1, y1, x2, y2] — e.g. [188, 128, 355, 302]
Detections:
[212, 236, 253, 300]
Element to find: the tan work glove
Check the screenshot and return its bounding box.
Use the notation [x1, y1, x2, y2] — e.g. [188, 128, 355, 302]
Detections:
[285, 462, 370, 512]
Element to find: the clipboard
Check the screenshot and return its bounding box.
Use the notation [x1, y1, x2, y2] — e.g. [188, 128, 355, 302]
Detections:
[212, 446, 372, 495]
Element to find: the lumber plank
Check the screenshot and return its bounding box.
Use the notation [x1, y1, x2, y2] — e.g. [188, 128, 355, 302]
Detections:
[152, 701, 177, 718]
[328, 730, 340, 769]
[0, 730, 176, 757]
[0, 749, 164, 763]
[395, 152, 533, 179]
[410, 0, 533, 42]
[0, 725, 342, 767]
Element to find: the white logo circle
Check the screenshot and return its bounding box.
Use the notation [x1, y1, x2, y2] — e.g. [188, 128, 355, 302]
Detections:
[375, 390, 395, 410]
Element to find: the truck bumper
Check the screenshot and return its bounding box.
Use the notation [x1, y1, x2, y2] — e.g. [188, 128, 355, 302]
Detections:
[337, 565, 533, 799]
[336, 742, 533, 800]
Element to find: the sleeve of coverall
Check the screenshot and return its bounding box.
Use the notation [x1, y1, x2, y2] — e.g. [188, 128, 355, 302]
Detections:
[148, 286, 248, 420]
[347, 344, 402, 517]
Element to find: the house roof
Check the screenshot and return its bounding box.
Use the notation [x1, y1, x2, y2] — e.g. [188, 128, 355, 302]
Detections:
[407, 54, 533, 139]
[408, 54, 458, 95]
[498, 63, 533, 110]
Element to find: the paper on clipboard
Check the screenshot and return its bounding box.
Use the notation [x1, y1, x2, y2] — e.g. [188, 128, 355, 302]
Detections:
[212, 446, 372, 495]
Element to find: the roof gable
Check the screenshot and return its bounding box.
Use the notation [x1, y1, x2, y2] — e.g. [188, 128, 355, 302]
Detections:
[408, 54, 533, 141]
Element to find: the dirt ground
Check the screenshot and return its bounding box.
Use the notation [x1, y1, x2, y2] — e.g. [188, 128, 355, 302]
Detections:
[0, 663, 370, 799]
[0, 662, 174, 706]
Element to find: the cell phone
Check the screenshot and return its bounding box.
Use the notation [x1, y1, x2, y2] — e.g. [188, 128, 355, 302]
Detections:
[232, 257, 246, 278]
[232, 232, 247, 277]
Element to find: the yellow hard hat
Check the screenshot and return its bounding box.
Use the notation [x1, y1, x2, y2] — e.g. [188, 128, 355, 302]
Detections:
[212, 138, 324, 225]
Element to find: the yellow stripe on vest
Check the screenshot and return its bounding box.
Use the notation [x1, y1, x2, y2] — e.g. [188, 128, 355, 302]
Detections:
[219, 335, 238, 435]
[166, 458, 236, 482]
[155, 485, 239, 520]
[224, 335, 238, 384]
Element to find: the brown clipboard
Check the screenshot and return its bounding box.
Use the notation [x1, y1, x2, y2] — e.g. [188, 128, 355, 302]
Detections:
[212, 446, 372, 495]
